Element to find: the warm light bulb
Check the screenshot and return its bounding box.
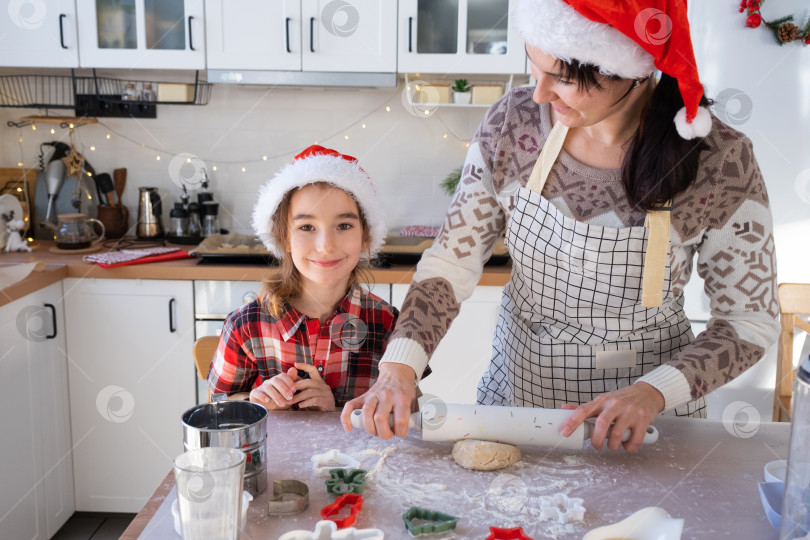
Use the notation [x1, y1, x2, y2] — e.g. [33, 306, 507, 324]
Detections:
[465, 142, 470, 148]
[87, 172, 93, 177]
[156, 155, 161, 160]
[242, 166, 246, 172]
[212, 165, 217, 171]
[19, 137, 23, 143]
[24, 216, 28, 221]
[344, 135, 349, 140]
[385, 106, 390, 112]
[31, 125, 36, 131]
[17, 162, 22, 167]
[187, 158, 191, 163]
[50, 128, 55, 134]
[106, 133, 111, 139]
[90, 146, 96, 151]
[262, 156, 268, 161]
[362, 124, 366, 129]
[27, 237, 33, 242]
[443, 134, 448, 139]
[68, 123, 74, 129]
[17, 187, 22, 192]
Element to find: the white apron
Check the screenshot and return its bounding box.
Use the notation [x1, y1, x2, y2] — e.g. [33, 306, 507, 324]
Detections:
[477, 122, 706, 417]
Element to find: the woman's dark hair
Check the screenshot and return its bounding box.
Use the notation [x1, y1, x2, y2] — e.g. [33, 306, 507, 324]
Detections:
[556, 60, 711, 211]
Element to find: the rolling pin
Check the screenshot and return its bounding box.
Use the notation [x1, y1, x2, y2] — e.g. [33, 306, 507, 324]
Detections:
[349, 404, 658, 450]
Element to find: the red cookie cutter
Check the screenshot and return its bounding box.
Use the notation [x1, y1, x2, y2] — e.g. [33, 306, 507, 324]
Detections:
[485, 526, 534, 540]
[320, 493, 364, 529]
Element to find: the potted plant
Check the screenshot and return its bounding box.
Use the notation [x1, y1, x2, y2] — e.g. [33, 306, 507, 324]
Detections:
[452, 79, 472, 104]
[440, 166, 463, 196]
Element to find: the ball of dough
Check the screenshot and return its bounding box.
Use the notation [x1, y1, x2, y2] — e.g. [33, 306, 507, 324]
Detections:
[452, 439, 521, 471]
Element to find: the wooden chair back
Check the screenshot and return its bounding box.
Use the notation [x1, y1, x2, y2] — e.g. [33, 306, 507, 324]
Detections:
[774, 283, 810, 422]
[193, 336, 219, 382]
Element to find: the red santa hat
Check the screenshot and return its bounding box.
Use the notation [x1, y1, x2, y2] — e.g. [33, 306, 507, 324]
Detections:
[252, 145, 386, 258]
[514, 0, 711, 139]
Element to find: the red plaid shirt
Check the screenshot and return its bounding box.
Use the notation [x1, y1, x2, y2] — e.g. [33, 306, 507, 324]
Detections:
[208, 283, 398, 407]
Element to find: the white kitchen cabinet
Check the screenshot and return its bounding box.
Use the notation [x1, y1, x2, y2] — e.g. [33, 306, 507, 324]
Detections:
[76, 0, 205, 69]
[0, 0, 80, 67]
[0, 282, 74, 540]
[63, 278, 195, 512]
[398, 0, 525, 74]
[205, 0, 396, 72]
[392, 284, 503, 404]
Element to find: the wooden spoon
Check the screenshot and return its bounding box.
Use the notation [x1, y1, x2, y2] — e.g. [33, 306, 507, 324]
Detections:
[113, 168, 126, 207]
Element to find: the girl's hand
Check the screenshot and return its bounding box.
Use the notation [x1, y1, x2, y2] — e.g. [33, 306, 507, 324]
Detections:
[290, 363, 336, 411]
[559, 382, 665, 453]
[249, 367, 301, 410]
[340, 362, 416, 439]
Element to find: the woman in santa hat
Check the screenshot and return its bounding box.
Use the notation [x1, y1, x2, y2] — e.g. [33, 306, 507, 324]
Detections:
[342, 0, 778, 452]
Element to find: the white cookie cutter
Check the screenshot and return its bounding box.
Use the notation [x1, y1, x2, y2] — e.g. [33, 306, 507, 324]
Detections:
[583, 506, 683, 540]
[539, 492, 585, 524]
[278, 519, 384, 540]
[311, 449, 361, 478]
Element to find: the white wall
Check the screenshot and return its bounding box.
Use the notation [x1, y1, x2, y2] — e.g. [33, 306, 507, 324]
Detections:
[689, 1, 810, 421]
[0, 78, 484, 234]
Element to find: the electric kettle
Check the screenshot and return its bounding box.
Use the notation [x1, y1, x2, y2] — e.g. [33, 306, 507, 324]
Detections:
[137, 187, 164, 239]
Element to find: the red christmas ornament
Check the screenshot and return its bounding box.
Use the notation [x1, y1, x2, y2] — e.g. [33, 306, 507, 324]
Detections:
[805, 36, 810, 45]
[746, 13, 762, 28]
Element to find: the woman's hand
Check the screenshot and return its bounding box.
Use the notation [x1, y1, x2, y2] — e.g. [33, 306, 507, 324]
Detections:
[559, 382, 665, 453]
[340, 362, 416, 439]
[290, 363, 336, 412]
[249, 367, 301, 410]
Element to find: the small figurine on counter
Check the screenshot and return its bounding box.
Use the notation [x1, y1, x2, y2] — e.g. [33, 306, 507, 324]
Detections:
[207, 145, 399, 412]
[2, 212, 33, 253]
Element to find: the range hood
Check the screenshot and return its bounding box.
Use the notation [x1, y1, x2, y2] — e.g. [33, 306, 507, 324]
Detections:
[207, 70, 396, 87]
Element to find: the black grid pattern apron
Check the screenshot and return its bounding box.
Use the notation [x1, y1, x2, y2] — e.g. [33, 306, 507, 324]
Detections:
[477, 123, 706, 417]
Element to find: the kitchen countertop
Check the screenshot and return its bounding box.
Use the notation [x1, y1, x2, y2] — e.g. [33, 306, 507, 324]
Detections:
[0, 240, 511, 307]
[128, 412, 789, 539]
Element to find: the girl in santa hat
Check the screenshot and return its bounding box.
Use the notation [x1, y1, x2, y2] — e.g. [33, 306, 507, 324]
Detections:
[343, 0, 778, 452]
[208, 145, 398, 411]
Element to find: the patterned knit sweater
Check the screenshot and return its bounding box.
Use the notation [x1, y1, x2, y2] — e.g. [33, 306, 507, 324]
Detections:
[382, 87, 780, 412]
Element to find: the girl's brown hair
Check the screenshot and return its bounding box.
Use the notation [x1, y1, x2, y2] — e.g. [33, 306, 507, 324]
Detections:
[259, 182, 373, 318]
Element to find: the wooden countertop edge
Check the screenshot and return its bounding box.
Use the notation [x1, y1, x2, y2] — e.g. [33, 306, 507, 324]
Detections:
[120, 470, 175, 540]
[0, 265, 68, 307]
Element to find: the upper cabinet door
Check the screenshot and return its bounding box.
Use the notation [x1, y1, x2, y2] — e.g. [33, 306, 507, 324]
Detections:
[301, 0, 397, 73]
[76, 0, 205, 69]
[0, 0, 79, 67]
[206, 0, 301, 71]
[397, 0, 525, 74]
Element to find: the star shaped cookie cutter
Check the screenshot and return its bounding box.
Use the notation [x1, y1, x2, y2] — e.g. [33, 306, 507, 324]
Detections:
[277, 519, 383, 540]
[402, 507, 459, 536]
[312, 449, 361, 478]
[539, 493, 585, 524]
[320, 493, 364, 528]
[485, 526, 534, 540]
[267, 479, 310, 515]
[325, 468, 367, 495]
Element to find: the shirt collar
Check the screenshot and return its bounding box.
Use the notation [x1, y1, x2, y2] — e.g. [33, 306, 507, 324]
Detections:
[273, 283, 362, 342]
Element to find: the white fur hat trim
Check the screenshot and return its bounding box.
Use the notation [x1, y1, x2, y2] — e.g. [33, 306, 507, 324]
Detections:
[513, 0, 656, 79]
[674, 106, 712, 140]
[252, 154, 386, 259]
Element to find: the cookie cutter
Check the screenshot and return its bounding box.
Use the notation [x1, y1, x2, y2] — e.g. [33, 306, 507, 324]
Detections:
[267, 479, 310, 515]
[485, 526, 534, 540]
[326, 468, 367, 495]
[278, 520, 384, 540]
[539, 493, 585, 524]
[321, 493, 364, 528]
[402, 507, 459, 536]
[312, 449, 361, 478]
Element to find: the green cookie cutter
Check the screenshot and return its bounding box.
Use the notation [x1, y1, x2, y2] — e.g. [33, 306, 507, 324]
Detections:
[325, 468, 367, 495]
[402, 507, 459, 536]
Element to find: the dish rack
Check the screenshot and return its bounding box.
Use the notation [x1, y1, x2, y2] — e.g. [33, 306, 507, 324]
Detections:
[0, 69, 212, 110]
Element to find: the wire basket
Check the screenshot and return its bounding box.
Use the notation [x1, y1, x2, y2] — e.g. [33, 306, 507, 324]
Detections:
[0, 71, 212, 109]
[0, 74, 75, 108]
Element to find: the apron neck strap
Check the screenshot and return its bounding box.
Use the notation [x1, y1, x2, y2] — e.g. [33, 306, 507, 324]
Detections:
[526, 122, 569, 194]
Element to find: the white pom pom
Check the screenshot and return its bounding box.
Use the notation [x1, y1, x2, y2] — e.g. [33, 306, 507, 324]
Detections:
[674, 106, 712, 139]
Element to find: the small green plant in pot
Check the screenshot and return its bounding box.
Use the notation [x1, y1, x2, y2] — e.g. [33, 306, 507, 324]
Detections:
[452, 79, 472, 104]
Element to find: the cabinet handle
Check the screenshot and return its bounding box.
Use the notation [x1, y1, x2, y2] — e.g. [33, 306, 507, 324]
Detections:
[310, 17, 315, 52]
[59, 14, 67, 49]
[408, 17, 413, 52]
[285, 17, 292, 53]
[188, 16, 195, 51]
[44, 303, 57, 339]
[168, 298, 177, 333]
